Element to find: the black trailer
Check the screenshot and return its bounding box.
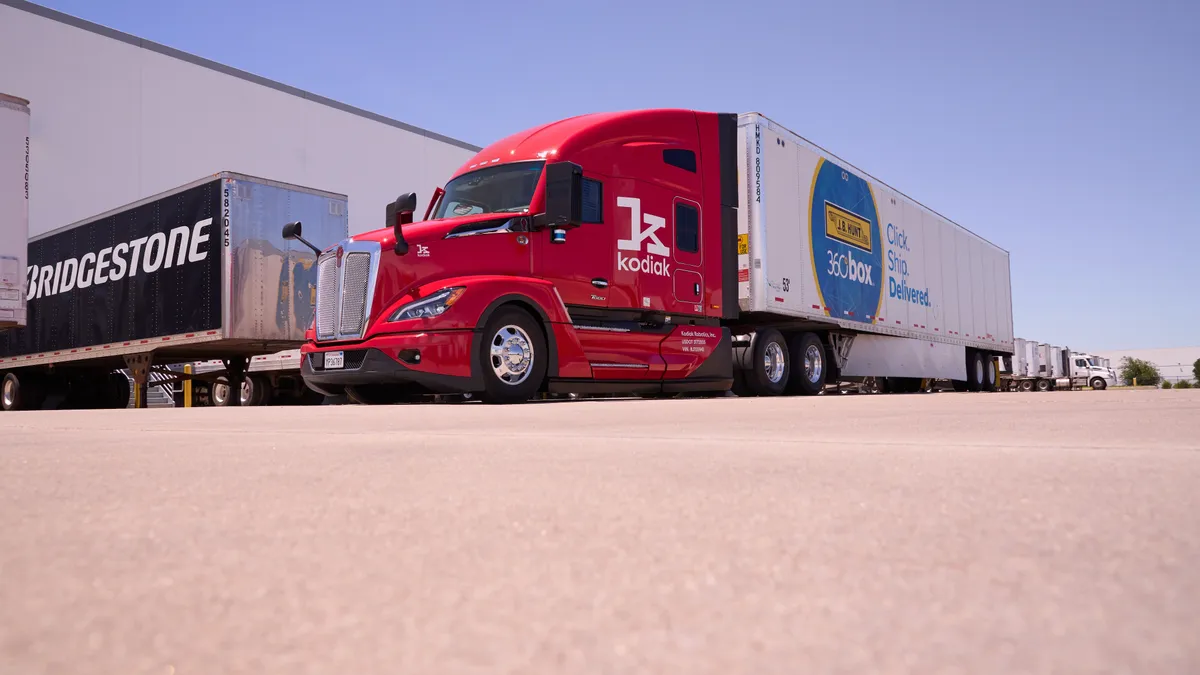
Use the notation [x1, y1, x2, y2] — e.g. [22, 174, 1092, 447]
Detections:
[0, 171, 347, 410]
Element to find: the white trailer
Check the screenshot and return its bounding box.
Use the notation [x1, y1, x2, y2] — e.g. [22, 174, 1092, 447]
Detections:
[1000, 339, 1116, 391]
[0, 92, 28, 329]
[735, 113, 1014, 392]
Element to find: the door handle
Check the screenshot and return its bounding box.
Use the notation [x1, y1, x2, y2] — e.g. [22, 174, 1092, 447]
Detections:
[592, 278, 609, 288]
[694, 283, 701, 295]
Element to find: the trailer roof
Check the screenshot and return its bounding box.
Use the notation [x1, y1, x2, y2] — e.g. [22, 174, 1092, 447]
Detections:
[1, 0, 481, 153]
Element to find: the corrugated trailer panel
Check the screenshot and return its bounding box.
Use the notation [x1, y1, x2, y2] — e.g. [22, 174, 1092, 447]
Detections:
[0, 93, 29, 328]
[737, 113, 1012, 354]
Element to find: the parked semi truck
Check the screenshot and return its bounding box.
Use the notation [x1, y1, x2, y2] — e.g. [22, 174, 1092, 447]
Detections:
[1000, 337, 1116, 391]
[289, 109, 1014, 404]
[0, 93, 29, 331]
[0, 171, 347, 411]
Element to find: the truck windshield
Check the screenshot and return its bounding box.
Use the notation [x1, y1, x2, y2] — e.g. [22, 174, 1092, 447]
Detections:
[434, 161, 545, 219]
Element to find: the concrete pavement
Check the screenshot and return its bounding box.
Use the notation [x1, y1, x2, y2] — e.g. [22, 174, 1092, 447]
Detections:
[2, 389, 1198, 674]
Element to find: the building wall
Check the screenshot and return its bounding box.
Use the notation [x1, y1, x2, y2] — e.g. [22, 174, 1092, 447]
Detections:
[0, 0, 479, 240]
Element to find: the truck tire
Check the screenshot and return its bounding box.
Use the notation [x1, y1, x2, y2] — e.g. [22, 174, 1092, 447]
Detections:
[103, 372, 131, 408]
[982, 356, 998, 392]
[1090, 377, 1107, 391]
[477, 306, 547, 404]
[785, 332, 826, 396]
[245, 374, 272, 406]
[737, 328, 789, 397]
[2, 373, 23, 411]
[1018, 379, 1034, 392]
[1035, 379, 1051, 392]
[966, 350, 984, 392]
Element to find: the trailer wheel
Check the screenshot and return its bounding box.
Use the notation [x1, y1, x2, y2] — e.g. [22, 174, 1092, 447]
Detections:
[737, 328, 789, 397]
[477, 306, 547, 404]
[2, 373, 22, 411]
[1090, 377, 1107, 391]
[103, 372, 131, 408]
[982, 356, 998, 392]
[783, 332, 825, 396]
[966, 350, 984, 392]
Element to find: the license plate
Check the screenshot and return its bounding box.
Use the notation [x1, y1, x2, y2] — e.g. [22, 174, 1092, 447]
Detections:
[324, 351, 344, 369]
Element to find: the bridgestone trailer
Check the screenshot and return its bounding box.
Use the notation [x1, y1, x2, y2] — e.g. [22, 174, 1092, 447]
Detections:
[0, 171, 347, 410]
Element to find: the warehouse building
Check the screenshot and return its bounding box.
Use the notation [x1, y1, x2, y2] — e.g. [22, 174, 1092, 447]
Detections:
[0, 0, 479, 239]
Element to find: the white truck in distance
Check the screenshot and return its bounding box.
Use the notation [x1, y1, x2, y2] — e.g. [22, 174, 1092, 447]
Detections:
[1001, 337, 1116, 391]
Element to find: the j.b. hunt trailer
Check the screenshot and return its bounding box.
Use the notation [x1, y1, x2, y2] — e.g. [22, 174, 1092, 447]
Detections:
[293, 109, 1013, 403]
[733, 114, 1013, 392]
[0, 171, 347, 411]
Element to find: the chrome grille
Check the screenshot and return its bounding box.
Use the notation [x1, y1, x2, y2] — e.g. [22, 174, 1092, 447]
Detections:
[311, 242, 380, 342]
[316, 256, 338, 340]
[338, 252, 371, 336]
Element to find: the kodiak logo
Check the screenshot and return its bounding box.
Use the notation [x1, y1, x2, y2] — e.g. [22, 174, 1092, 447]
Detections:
[616, 196, 670, 277]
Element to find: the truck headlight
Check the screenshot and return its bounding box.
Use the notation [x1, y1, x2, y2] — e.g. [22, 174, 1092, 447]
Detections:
[388, 287, 466, 322]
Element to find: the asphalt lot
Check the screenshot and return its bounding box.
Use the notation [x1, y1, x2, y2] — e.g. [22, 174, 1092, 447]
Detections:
[2, 389, 1198, 674]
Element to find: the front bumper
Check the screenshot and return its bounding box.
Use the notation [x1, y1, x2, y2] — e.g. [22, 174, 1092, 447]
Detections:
[300, 331, 484, 396]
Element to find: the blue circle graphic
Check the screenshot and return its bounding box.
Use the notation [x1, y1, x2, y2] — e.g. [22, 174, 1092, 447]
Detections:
[809, 159, 883, 323]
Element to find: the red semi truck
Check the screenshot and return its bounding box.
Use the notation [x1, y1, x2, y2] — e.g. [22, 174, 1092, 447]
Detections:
[290, 109, 1014, 404]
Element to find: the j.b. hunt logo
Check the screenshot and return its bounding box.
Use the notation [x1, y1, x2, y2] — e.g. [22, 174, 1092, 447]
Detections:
[616, 196, 671, 277]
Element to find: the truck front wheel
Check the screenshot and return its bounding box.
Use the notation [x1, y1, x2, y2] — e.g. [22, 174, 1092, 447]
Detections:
[477, 307, 547, 404]
[1090, 377, 1107, 391]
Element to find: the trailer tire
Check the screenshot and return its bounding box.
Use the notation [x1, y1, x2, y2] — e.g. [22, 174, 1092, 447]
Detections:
[2, 373, 24, 411]
[737, 328, 789, 397]
[477, 306, 547, 404]
[784, 332, 826, 396]
[103, 372, 131, 408]
[982, 356, 998, 392]
[966, 350, 985, 392]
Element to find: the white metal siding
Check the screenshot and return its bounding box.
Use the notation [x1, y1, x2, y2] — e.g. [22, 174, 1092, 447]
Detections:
[0, 2, 477, 239]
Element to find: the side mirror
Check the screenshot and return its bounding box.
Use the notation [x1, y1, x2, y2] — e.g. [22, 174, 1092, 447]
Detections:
[387, 193, 418, 256]
[544, 161, 583, 229]
[281, 220, 322, 256]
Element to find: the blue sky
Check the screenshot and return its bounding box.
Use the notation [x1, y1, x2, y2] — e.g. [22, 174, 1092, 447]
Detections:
[32, 0, 1200, 350]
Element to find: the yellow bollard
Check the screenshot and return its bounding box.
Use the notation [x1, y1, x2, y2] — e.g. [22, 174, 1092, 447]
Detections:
[183, 364, 193, 408]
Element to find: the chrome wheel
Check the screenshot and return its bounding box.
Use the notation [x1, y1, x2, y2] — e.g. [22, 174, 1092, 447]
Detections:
[764, 341, 786, 384]
[2, 377, 15, 409]
[975, 357, 984, 384]
[490, 324, 534, 386]
[804, 344, 823, 384]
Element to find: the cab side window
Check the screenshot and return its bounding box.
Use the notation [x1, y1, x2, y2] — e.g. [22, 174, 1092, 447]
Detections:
[676, 202, 699, 254]
[582, 178, 603, 224]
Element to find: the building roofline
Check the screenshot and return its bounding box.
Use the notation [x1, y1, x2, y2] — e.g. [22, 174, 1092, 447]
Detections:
[1, 0, 482, 152]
